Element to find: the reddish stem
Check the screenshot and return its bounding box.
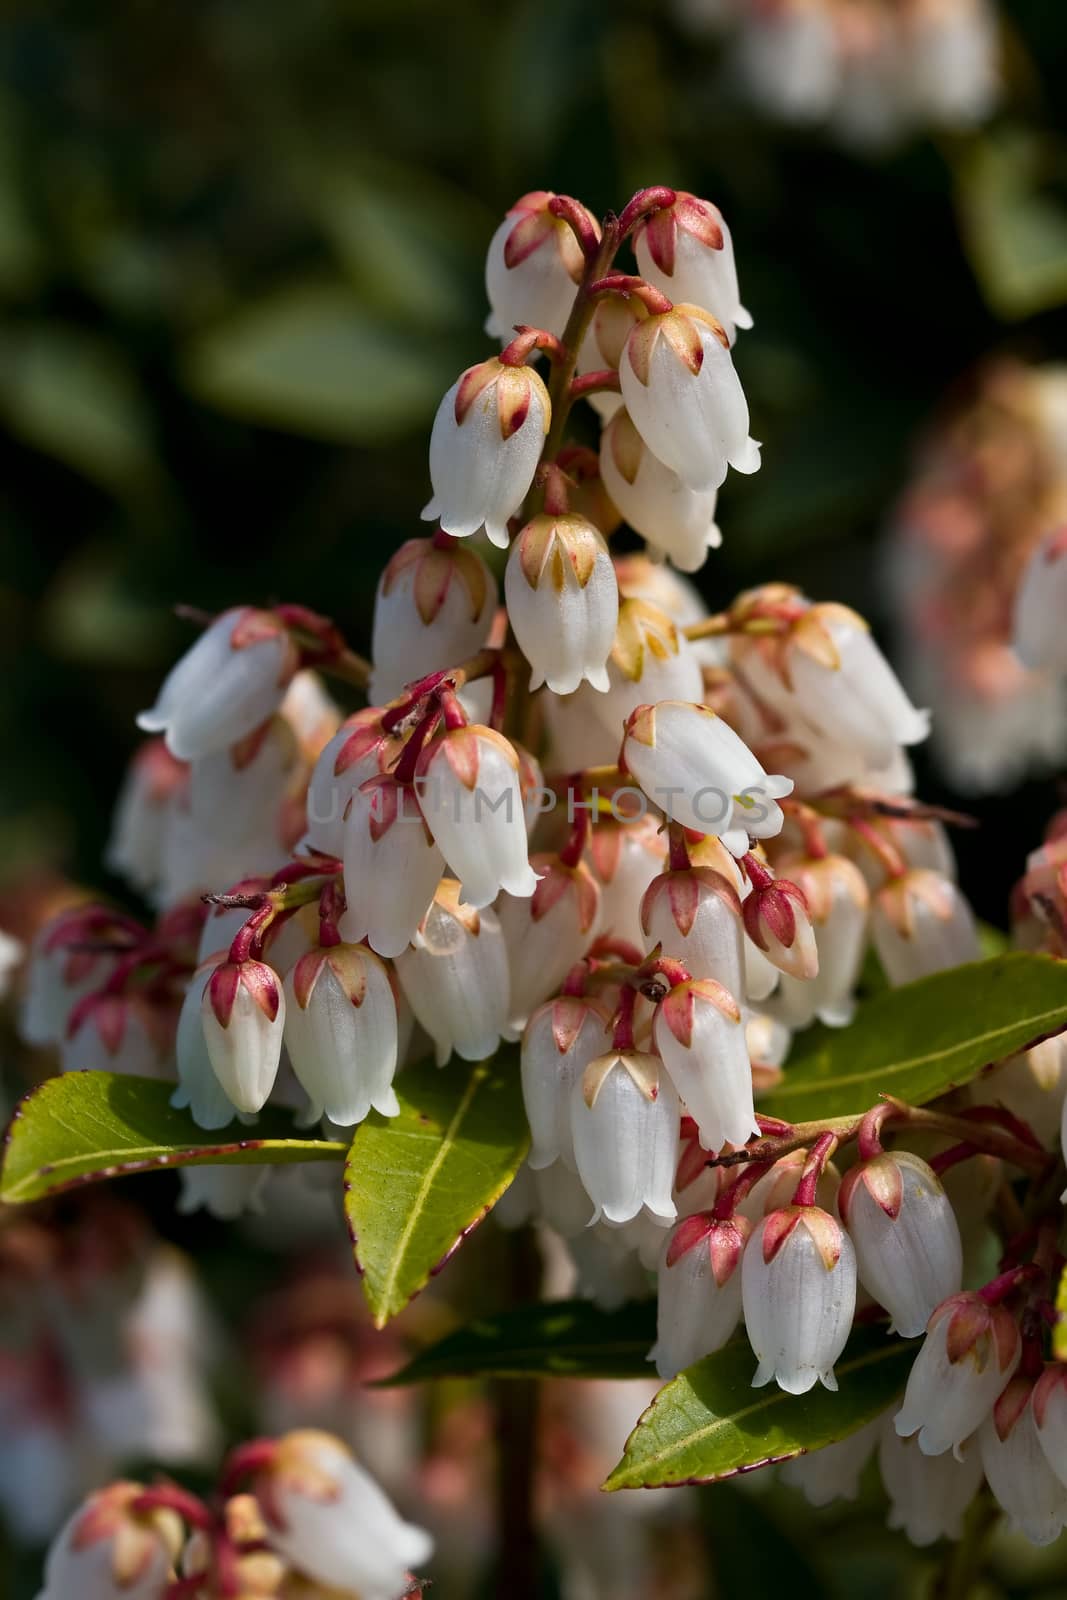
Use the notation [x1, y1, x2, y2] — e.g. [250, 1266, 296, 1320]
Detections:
[929, 1142, 979, 1179]
[132, 1484, 214, 1533]
[561, 960, 591, 998]
[741, 852, 774, 891]
[392, 703, 445, 786]
[540, 461, 571, 516]
[489, 659, 509, 733]
[857, 1102, 896, 1162]
[559, 797, 591, 870]
[587, 273, 672, 316]
[850, 818, 907, 881]
[792, 1131, 838, 1208]
[218, 1438, 278, 1498]
[438, 686, 469, 732]
[979, 1263, 1044, 1306]
[616, 185, 678, 241]
[714, 1160, 774, 1219]
[547, 194, 601, 259]
[569, 369, 621, 401]
[500, 326, 568, 367]
[610, 984, 637, 1052]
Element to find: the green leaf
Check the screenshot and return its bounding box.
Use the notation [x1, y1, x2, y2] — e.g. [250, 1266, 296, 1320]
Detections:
[344, 1048, 529, 1328]
[760, 953, 1067, 1124]
[183, 279, 457, 444]
[381, 1298, 657, 1385]
[603, 1327, 916, 1491]
[1054, 1263, 1067, 1363]
[0, 1074, 344, 1204]
[956, 130, 1067, 321]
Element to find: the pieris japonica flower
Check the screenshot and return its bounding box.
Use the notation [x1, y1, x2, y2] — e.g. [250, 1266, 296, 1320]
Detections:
[498, 855, 600, 1028]
[341, 774, 444, 958]
[395, 880, 510, 1065]
[306, 711, 402, 860]
[177, 1163, 269, 1221]
[654, 978, 758, 1153]
[589, 814, 669, 950]
[983, 1036, 1067, 1149]
[742, 1205, 857, 1394]
[422, 357, 550, 549]
[137, 608, 298, 762]
[641, 865, 744, 990]
[370, 536, 497, 704]
[652, 1211, 748, 1378]
[979, 1378, 1067, 1546]
[1034, 1364, 1067, 1489]
[895, 1291, 1021, 1457]
[200, 958, 285, 1115]
[633, 191, 752, 346]
[522, 995, 613, 1170]
[173, 962, 243, 1130]
[736, 1148, 841, 1222]
[570, 1050, 680, 1225]
[20, 908, 129, 1047]
[599, 408, 721, 573]
[1013, 527, 1067, 676]
[871, 868, 980, 986]
[36, 1482, 182, 1600]
[283, 943, 399, 1124]
[742, 863, 819, 980]
[619, 305, 760, 493]
[505, 513, 618, 694]
[484, 191, 596, 342]
[105, 739, 187, 896]
[531, 1158, 597, 1236]
[622, 701, 793, 854]
[768, 854, 868, 1026]
[837, 1152, 963, 1337]
[416, 725, 538, 907]
[779, 1416, 882, 1508]
[878, 1426, 985, 1547]
[253, 1429, 433, 1597]
[61, 993, 171, 1079]
[592, 600, 706, 739]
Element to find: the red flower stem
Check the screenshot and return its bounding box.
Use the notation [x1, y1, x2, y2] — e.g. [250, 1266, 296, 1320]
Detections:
[547, 194, 602, 258]
[714, 1159, 774, 1219]
[610, 983, 638, 1052]
[667, 823, 691, 873]
[489, 658, 509, 733]
[979, 1263, 1044, 1305]
[856, 1102, 895, 1162]
[569, 369, 622, 401]
[929, 1141, 979, 1179]
[132, 1484, 214, 1532]
[558, 795, 591, 870]
[586, 272, 672, 315]
[615, 185, 678, 242]
[561, 960, 591, 998]
[218, 1437, 278, 1498]
[540, 461, 571, 516]
[849, 818, 908, 881]
[500, 326, 569, 368]
[792, 1131, 838, 1207]
[437, 686, 469, 732]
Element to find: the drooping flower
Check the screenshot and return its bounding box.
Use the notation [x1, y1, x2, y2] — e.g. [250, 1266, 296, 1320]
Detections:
[741, 1204, 857, 1394]
[1013, 526, 1067, 676]
[305, 709, 403, 861]
[652, 1210, 749, 1378]
[341, 774, 444, 958]
[894, 1290, 1021, 1457]
[36, 1482, 182, 1600]
[283, 942, 400, 1125]
[590, 599, 706, 738]
[599, 408, 721, 573]
[484, 191, 596, 342]
[370, 536, 497, 705]
[838, 1152, 963, 1337]
[504, 513, 618, 694]
[767, 853, 868, 1027]
[641, 864, 745, 992]
[394, 881, 511, 1065]
[779, 1417, 883, 1509]
[199, 958, 285, 1115]
[570, 1050, 680, 1225]
[877, 1425, 985, 1546]
[871, 868, 980, 986]
[654, 978, 758, 1153]
[521, 994, 613, 1171]
[416, 725, 538, 908]
[632, 191, 752, 346]
[498, 854, 600, 1029]
[979, 1378, 1067, 1546]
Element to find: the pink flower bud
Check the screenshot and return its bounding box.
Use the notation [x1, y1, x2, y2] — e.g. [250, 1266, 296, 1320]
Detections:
[370, 538, 497, 705]
[498, 855, 601, 1030]
[768, 853, 868, 1025]
[871, 868, 980, 986]
[395, 880, 510, 1066]
[505, 513, 619, 695]
[521, 996, 613, 1171]
[19, 907, 131, 1048]
[894, 1291, 1021, 1457]
[137, 607, 298, 761]
[283, 943, 399, 1126]
[654, 978, 757, 1153]
[341, 775, 444, 959]
[979, 1377, 1067, 1545]
[622, 700, 793, 855]
[619, 306, 760, 493]
[484, 191, 596, 343]
[652, 1211, 749, 1377]
[633, 191, 752, 346]
[741, 1205, 857, 1394]
[416, 726, 538, 908]
[253, 1429, 433, 1595]
[838, 1152, 962, 1337]
[62, 992, 172, 1079]
[570, 1050, 680, 1226]
[742, 872, 818, 980]
[878, 1426, 984, 1546]
[599, 408, 722, 573]
[641, 867, 744, 991]
[1013, 526, 1067, 675]
[306, 710, 403, 860]
[37, 1482, 182, 1600]
[422, 358, 550, 548]
[200, 958, 285, 1114]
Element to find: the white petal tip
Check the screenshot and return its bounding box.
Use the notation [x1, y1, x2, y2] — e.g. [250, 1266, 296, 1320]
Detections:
[484, 522, 511, 550]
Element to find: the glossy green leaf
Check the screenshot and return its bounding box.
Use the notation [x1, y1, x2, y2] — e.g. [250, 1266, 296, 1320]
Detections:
[344, 1048, 529, 1328]
[760, 953, 1067, 1124]
[0, 1074, 344, 1204]
[382, 1297, 657, 1385]
[603, 1327, 916, 1491]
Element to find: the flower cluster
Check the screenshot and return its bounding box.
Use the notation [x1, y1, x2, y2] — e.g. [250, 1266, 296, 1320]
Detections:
[676, 0, 1001, 146]
[34, 1429, 431, 1600]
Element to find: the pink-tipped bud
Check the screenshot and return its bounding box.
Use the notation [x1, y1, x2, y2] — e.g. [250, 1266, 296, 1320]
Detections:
[37, 1483, 182, 1600]
[283, 943, 399, 1126]
[484, 191, 597, 343]
[599, 408, 722, 573]
[416, 726, 538, 908]
[200, 958, 285, 1114]
[871, 868, 980, 986]
[395, 880, 510, 1067]
[743, 872, 818, 980]
[633, 191, 751, 346]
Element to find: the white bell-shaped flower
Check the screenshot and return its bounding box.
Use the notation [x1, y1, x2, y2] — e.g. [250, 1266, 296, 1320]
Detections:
[1013, 528, 1067, 676]
[619, 305, 760, 493]
[589, 814, 669, 951]
[422, 357, 550, 549]
[742, 1205, 857, 1394]
[105, 739, 187, 897]
[416, 725, 538, 908]
[177, 1163, 269, 1221]
[570, 1049, 680, 1225]
[256, 1429, 433, 1598]
[877, 1425, 985, 1546]
[871, 868, 980, 986]
[622, 700, 793, 854]
[484, 190, 595, 341]
[599, 408, 721, 573]
[531, 1158, 596, 1236]
[541, 681, 622, 771]
[283, 943, 399, 1124]
[199, 957, 285, 1115]
[61, 993, 170, 1079]
[641, 865, 744, 990]
[779, 1416, 882, 1508]
[36, 1482, 182, 1600]
[173, 961, 241, 1130]
[341, 774, 444, 958]
[306, 711, 402, 860]
[1033, 1363, 1067, 1489]
[983, 1036, 1067, 1150]
[894, 1290, 1021, 1457]
[498, 855, 601, 1030]
[137, 608, 298, 762]
[505, 513, 618, 694]
[633, 191, 752, 346]
[591, 599, 705, 741]
[768, 853, 868, 1027]
[19, 908, 132, 1047]
[654, 978, 758, 1153]
[979, 1378, 1067, 1546]
[521, 995, 613, 1170]
[652, 1211, 749, 1378]
[370, 537, 497, 704]
[838, 1152, 962, 1337]
[395, 880, 510, 1065]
